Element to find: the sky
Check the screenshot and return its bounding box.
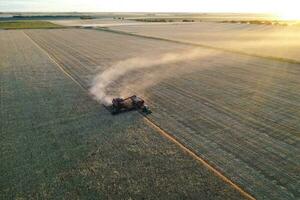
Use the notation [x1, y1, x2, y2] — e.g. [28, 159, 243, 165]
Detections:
[0, 0, 296, 14]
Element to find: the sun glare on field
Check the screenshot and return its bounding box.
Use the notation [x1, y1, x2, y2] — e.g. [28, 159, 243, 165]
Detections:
[279, 12, 300, 20]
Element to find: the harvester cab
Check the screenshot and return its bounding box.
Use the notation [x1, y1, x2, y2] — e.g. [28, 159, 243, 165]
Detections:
[110, 95, 152, 115]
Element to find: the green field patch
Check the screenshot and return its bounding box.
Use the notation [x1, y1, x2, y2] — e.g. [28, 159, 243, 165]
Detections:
[0, 21, 63, 29]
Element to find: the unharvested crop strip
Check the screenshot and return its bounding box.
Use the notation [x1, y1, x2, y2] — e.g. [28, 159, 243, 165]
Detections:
[24, 30, 256, 200]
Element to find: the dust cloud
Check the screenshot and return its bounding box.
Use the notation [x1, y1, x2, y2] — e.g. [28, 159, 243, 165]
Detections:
[89, 48, 217, 105]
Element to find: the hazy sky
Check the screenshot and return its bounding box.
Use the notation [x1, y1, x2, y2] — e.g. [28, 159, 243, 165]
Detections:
[0, 0, 295, 14]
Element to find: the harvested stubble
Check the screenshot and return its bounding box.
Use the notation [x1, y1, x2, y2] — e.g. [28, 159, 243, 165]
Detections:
[25, 28, 300, 200]
[110, 22, 300, 62]
[0, 31, 245, 199]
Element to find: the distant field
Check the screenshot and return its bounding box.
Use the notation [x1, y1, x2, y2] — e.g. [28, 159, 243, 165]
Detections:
[25, 28, 300, 199]
[133, 18, 197, 22]
[51, 18, 135, 27]
[126, 13, 276, 22]
[0, 21, 62, 29]
[110, 22, 300, 62]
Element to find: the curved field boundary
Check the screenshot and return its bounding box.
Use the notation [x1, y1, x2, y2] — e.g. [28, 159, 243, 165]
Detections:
[97, 27, 300, 65]
[23, 30, 256, 200]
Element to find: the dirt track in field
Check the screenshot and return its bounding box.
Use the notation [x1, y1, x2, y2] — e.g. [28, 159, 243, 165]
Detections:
[24, 28, 300, 200]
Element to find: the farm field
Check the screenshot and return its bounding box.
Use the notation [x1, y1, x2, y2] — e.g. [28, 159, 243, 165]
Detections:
[51, 18, 136, 27]
[0, 21, 62, 29]
[110, 22, 300, 62]
[51, 18, 194, 28]
[25, 28, 300, 199]
[0, 31, 246, 199]
[47, 13, 275, 26]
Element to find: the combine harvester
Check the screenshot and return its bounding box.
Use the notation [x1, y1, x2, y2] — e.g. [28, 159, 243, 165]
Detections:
[109, 95, 152, 115]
